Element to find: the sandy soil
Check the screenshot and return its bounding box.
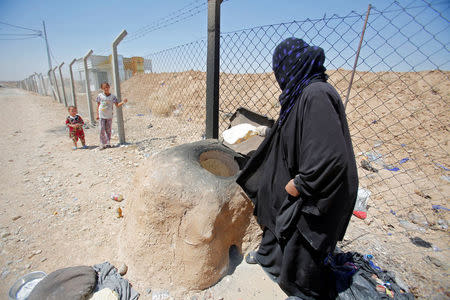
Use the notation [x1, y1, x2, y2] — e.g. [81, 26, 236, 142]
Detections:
[1, 70, 449, 299]
[0, 88, 286, 300]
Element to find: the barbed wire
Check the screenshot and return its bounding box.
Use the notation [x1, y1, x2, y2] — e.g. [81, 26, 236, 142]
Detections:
[94, 0, 232, 55]
[123, 0, 204, 41]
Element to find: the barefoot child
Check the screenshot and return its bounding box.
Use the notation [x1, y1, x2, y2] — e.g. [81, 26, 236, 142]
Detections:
[95, 82, 128, 149]
[66, 106, 87, 150]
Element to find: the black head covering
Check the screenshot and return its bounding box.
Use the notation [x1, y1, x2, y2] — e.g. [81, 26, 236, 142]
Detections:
[272, 37, 327, 124]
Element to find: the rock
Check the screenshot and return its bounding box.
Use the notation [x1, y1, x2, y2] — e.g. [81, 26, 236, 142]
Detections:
[1, 232, 11, 238]
[424, 255, 444, 268]
[118, 263, 128, 276]
[119, 140, 261, 290]
[12, 216, 22, 221]
[408, 212, 429, 227]
[1, 269, 10, 279]
[437, 219, 448, 230]
[361, 159, 378, 172]
[414, 190, 431, 199]
[146, 288, 152, 295]
[152, 290, 170, 300]
[392, 273, 409, 292]
[398, 219, 425, 232]
[28, 250, 42, 259]
[410, 236, 432, 248]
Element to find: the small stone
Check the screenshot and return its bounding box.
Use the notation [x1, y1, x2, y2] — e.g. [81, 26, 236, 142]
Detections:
[41, 257, 47, 262]
[408, 212, 428, 227]
[146, 288, 152, 295]
[1, 232, 11, 238]
[410, 236, 432, 248]
[25, 264, 31, 269]
[118, 263, 128, 276]
[424, 255, 444, 268]
[28, 250, 42, 259]
[437, 219, 448, 230]
[414, 190, 431, 199]
[12, 216, 22, 221]
[1, 270, 10, 279]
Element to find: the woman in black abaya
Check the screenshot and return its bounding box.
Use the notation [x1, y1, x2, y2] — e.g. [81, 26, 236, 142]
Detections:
[237, 37, 358, 299]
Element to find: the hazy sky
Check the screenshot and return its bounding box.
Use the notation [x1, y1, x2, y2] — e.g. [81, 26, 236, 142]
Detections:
[0, 0, 409, 81]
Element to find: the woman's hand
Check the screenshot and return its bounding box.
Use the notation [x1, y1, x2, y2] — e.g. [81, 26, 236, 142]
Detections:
[285, 179, 300, 197]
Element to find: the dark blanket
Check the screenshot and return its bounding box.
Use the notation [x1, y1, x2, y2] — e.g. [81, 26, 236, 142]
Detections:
[237, 80, 358, 254]
[327, 251, 414, 300]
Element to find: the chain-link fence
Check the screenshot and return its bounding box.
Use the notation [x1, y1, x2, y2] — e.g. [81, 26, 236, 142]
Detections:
[115, 40, 208, 155]
[217, 1, 449, 297]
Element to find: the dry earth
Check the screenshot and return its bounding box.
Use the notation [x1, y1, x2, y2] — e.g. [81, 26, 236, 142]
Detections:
[0, 87, 286, 300]
[1, 66, 449, 300]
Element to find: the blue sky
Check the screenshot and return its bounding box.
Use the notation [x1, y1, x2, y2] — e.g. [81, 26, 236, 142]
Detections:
[0, 0, 448, 80]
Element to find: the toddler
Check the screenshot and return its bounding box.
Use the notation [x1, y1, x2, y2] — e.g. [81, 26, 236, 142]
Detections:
[66, 106, 87, 150]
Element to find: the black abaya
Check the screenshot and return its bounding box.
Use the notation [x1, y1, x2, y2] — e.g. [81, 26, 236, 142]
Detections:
[237, 81, 358, 298]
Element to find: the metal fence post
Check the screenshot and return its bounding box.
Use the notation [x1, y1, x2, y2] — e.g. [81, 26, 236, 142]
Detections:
[58, 62, 68, 106]
[205, 0, 221, 139]
[39, 73, 47, 96]
[344, 4, 371, 109]
[48, 69, 57, 101]
[52, 66, 62, 103]
[35, 75, 39, 93]
[69, 58, 77, 106]
[32, 75, 37, 93]
[83, 49, 95, 124]
[112, 29, 127, 144]
[33, 75, 38, 93]
[34, 73, 42, 95]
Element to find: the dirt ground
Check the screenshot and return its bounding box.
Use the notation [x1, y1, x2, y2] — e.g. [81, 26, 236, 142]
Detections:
[0, 88, 287, 300]
[0, 85, 449, 299]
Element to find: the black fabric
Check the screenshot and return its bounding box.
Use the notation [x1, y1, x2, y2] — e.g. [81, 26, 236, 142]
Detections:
[272, 37, 328, 125]
[326, 251, 414, 300]
[236, 59, 358, 298]
[237, 81, 358, 253]
[256, 228, 336, 299]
